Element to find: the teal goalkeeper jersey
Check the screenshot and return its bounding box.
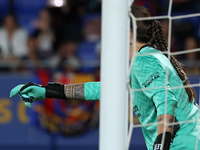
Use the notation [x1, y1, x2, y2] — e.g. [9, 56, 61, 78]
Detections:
[84, 46, 200, 150]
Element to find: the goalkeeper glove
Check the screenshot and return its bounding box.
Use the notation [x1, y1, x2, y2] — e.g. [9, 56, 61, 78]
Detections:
[10, 82, 66, 107]
[153, 132, 171, 150]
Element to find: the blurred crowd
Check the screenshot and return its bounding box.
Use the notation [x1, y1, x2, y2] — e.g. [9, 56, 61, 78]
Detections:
[0, 0, 101, 75]
[0, 0, 199, 75]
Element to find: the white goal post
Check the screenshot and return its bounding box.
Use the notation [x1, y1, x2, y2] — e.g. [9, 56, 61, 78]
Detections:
[100, 0, 130, 150]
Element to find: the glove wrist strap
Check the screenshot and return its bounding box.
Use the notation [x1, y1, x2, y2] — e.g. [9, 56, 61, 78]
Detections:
[153, 132, 171, 150]
[44, 83, 67, 99]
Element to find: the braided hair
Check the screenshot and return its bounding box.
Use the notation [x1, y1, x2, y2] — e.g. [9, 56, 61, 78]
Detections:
[131, 5, 196, 102]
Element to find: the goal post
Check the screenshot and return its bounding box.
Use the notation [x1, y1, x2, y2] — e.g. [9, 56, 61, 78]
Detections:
[100, 0, 129, 150]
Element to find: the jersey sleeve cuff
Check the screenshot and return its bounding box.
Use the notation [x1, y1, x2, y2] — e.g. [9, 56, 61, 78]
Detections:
[153, 90, 177, 116]
[156, 100, 177, 116]
[84, 82, 101, 100]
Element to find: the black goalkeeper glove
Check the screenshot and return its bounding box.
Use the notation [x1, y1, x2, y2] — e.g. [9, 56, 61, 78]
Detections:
[153, 132, 171, 150]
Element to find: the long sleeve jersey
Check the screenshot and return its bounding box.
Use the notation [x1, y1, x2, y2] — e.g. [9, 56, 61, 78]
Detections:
[84, 46, 200, 150]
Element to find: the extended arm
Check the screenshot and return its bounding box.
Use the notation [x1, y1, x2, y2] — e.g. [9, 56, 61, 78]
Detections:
[10, 82, 100, 107]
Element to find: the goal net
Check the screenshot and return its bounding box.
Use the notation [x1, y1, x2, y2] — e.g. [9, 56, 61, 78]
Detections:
[127, 0, 200, 150]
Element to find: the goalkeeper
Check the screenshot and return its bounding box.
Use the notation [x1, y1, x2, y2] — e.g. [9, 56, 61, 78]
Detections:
[10, 5, 200, 150]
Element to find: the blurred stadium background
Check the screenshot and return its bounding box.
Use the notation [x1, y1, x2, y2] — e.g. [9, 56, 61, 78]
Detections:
[0, 0, 199, 150]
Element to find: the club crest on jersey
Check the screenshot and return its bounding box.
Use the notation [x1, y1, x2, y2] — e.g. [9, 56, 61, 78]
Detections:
[142, 71, 160, 88]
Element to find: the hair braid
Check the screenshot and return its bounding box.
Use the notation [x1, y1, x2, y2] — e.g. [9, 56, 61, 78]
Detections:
[149, 20, 196, 102]
[131, 5, 196, 102]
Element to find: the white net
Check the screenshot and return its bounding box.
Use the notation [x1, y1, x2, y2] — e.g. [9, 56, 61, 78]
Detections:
[128, 0, 200, 150]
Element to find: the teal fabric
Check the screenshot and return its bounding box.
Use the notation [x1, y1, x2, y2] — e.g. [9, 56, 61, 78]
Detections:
[131, 46, 200, 150]
[84, 82, 100, 100]
[84, 46, 200, 150]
